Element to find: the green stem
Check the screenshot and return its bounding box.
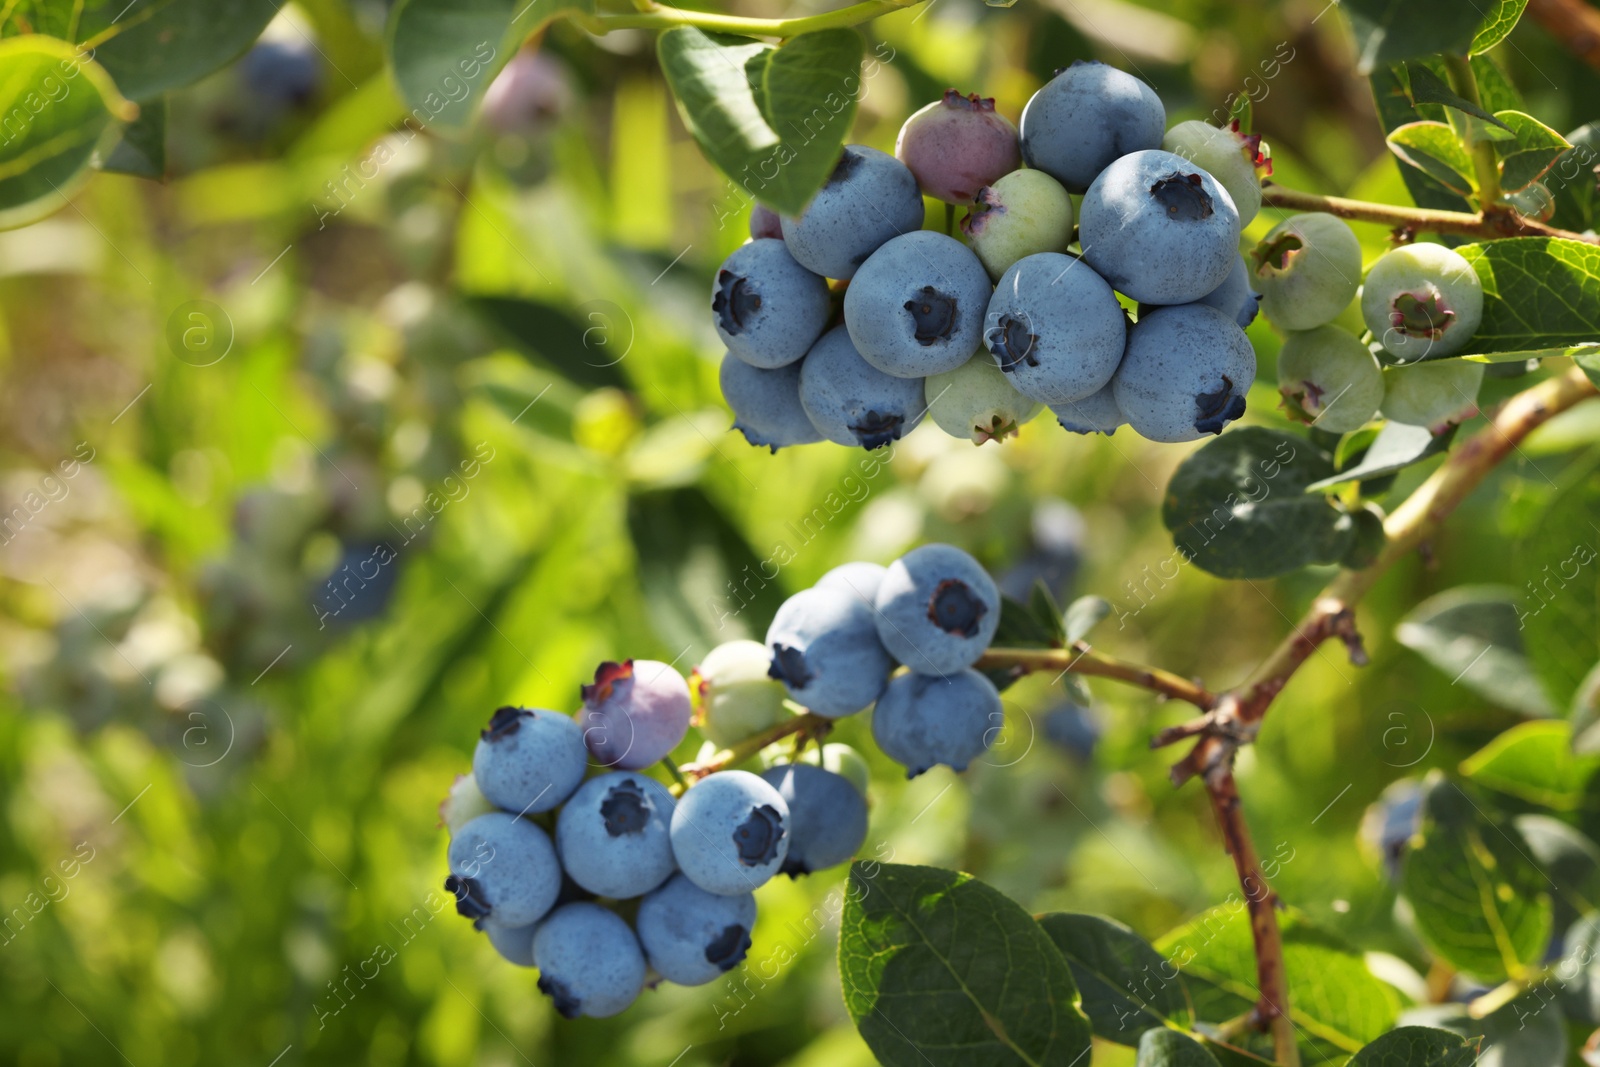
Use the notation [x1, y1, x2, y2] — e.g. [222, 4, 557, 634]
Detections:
[677, 712, 832, 786]
[1466, 961, 1557, 1018]
[576, 0, 924, 37]
[1443, 54, 1504, 211]
[660, 755, 689, 789]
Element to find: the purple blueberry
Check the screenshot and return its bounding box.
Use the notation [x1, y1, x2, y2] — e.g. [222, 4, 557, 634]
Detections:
[749, 203, 783, 240]
[1112, 304, 1255, 443]
[844, 231, 994, 378]
[894, 89, 1021, 204]
[471, 706, 588, 814]
[872, 543, 1001, 676]
[871, 668, 1003, 777]
[555, 771, 677, 899]
[580, 659, 693, 770]
[533, 902, 646, 1018]
[712, 239, 832, 369]
[636, 872, 757, 985]
[983, 252, 1127, 405]
[669, 769, 791, 895]
[1049, 382, 1125, 435]
[1078, 149, 1241, 305]
[481, 49, 571, 136]
[445, 812, 561, 928]
[1019, 61, 1165, 193]
[719, 352, 824, 452]
[759, 763, 869, 876]
[766, 586, 895, 718]
[780, 145, 925, 280]
[797, 325, 927, 450]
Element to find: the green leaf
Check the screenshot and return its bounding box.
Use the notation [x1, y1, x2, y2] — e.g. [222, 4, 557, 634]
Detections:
[1370, 65, 1474, 217]
[387, 0, 589, 130]
[1579, 351, 1600, 391]
[1514, 814, 1600, 931]
[0, 35, 133, 231]
[1399, 775, 1552, 983]
[1349, 1027, 1481, 1067]
[84, 0, 278, 102]
[838, 862, 1093, 1067]
[1558, 913, 1600, 1026]
[1493, 111, 1572, 194]
[981, 595, 1062, 693]
[1029, 581, 1067, 644]
[1462, 721, 1599, 808]
[466, 296, 629, 391]
[659, 27, 863, 216]
[1155, 906, 1399, 1057]
[1470, 54, 1524, 113]
[1514, 450, 1600, 708]
[1396, 585, 1555, 717]
[1310, 421, 1454, 491]
[1572, 662, 1600, 755]
[1400, 63, 1510, 131]
[1161, 428, 1355, 579]
[1062, 595, 1111, 645]
[1401, 997, 1566, 1067]
[1456, 239, 1600, 355]
[1343, 0, 1483, 73]
[626, 487, 787, 650]
[1038, 913, 1192, 1046]
[101, 94, 164, 178]
[1387, 121, 1477, 196]
[1470, 0, 1529, 55]
[1137, 1029, 1221, 1067]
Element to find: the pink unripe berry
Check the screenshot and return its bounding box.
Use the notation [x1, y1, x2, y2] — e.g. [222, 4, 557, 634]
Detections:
[895, 90, 1021, 205]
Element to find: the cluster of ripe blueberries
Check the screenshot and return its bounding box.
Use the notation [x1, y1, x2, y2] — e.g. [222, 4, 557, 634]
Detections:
[441, 544, 1006, 1018]
[716, 62, 1489, 450]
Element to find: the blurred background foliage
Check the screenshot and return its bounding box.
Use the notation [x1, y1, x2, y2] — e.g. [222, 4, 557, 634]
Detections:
[3, 0, 1599, 1064]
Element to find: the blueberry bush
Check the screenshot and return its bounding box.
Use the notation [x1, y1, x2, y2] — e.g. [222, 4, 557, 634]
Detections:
[5, 1, 1600, 1065]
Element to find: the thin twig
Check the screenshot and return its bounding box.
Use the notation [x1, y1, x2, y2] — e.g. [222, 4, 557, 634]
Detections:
[1259, 184, 1600, 245]
[975, 642, 1218, 709]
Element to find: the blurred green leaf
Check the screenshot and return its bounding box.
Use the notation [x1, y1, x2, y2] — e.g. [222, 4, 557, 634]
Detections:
[1342, 1, 1482, 74]
[1493, 111, 1572, 194]
[101, 95, 165, 178]
[1457, 239, 1600, 354]
[1399, 775, 1552, 983]
[1402, 996, 1566, 1067]
[85, 0, 278, 102]
[1162, 428, 1354, 579]
[1573, 661, 1600, 754]
[1348, 1027, 1481, 1066]
[1062, 595, 1111, 645]
[1137, 1029, 1221, 1067]
[387, 0, 590, 129]
[839, 862, 1093, 1067]
[1038, 912, 1192, 1046]
[1387, 121, 1477, 196]
[1396, 585, 1555, 717]
[0, 35, 132, 230]
[1398, 63, 1510, 130]
[1470, 0, 1529, 55]
[658, 28, 863, 216]
[466, 296, 630, 391]
[1158, 905, 1399, 1060]
[1462, 721, 1598, 808]
[1313, 421, 1454, 492]
[1515, 814, 1600, 931]
[1370, 65, 1475, 216]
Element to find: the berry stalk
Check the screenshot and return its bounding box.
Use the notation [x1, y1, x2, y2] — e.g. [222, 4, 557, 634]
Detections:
[676, 709, 833, 784]
[576, 0, 926, 38]
[1259, 183, 1600, 245]
[975, 642, 1218, 709]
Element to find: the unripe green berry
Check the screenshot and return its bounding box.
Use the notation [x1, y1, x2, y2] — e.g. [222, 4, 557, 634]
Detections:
[1161, 120, 1266, 225]
[1360, 242, 1485, 362]
[439, 773, 497, 834]
[926, 351, 1043, 444]
[1250, 212, 1362, 331]
[1276, 325, 1383, 434]
[691, 640, 793, 747]
[1380, 359, 1485, 430]
[960, 169, 1075, 281]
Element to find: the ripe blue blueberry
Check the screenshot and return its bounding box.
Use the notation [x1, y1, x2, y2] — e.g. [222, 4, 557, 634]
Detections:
[669, 769, 791, 895]
[873, 543, 1001, 676]
[815, 561, 889, 604]
[1146, 254, 1259, 329]
[445, 812, 562, 928]
[580, 659, 693, 770]
[533, 902, 647, 1018]
[1360, 779, 1423, 882]
[844, 232, 994, 378]
[712, 239, 832, 369]
[1019, 61, 1165, 193]
[692, 640, 793, 748]
[766, 586, 894, 717]
[1049, 383, 1125, 435]
[1078, 150, 1240, 306]
[781, 146, 925, 280]
[788, 741, 873, 797]
[471, 706, 588, 814]
[871, 668, 1003, 777]
[1112, 304, 1255, 443]
[997, 499, 1086, 605]
[635, 872, 757, 985]
[759, 763, 869, 876]
[1360, 243, 1485, 362]
[1251, 213, 1362, 332]
[926, 352, 1043, 444]
[798, 325, 927, 450]
[1276, 325, 1384, 433]
[483, 919, 537, 967]
[556, 771, 677, 899]
[241, 39, 321, 110]
[982, 252, 1127, 405]
[719, 352, 824, 452]
[1041, 701, 1100, 762]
